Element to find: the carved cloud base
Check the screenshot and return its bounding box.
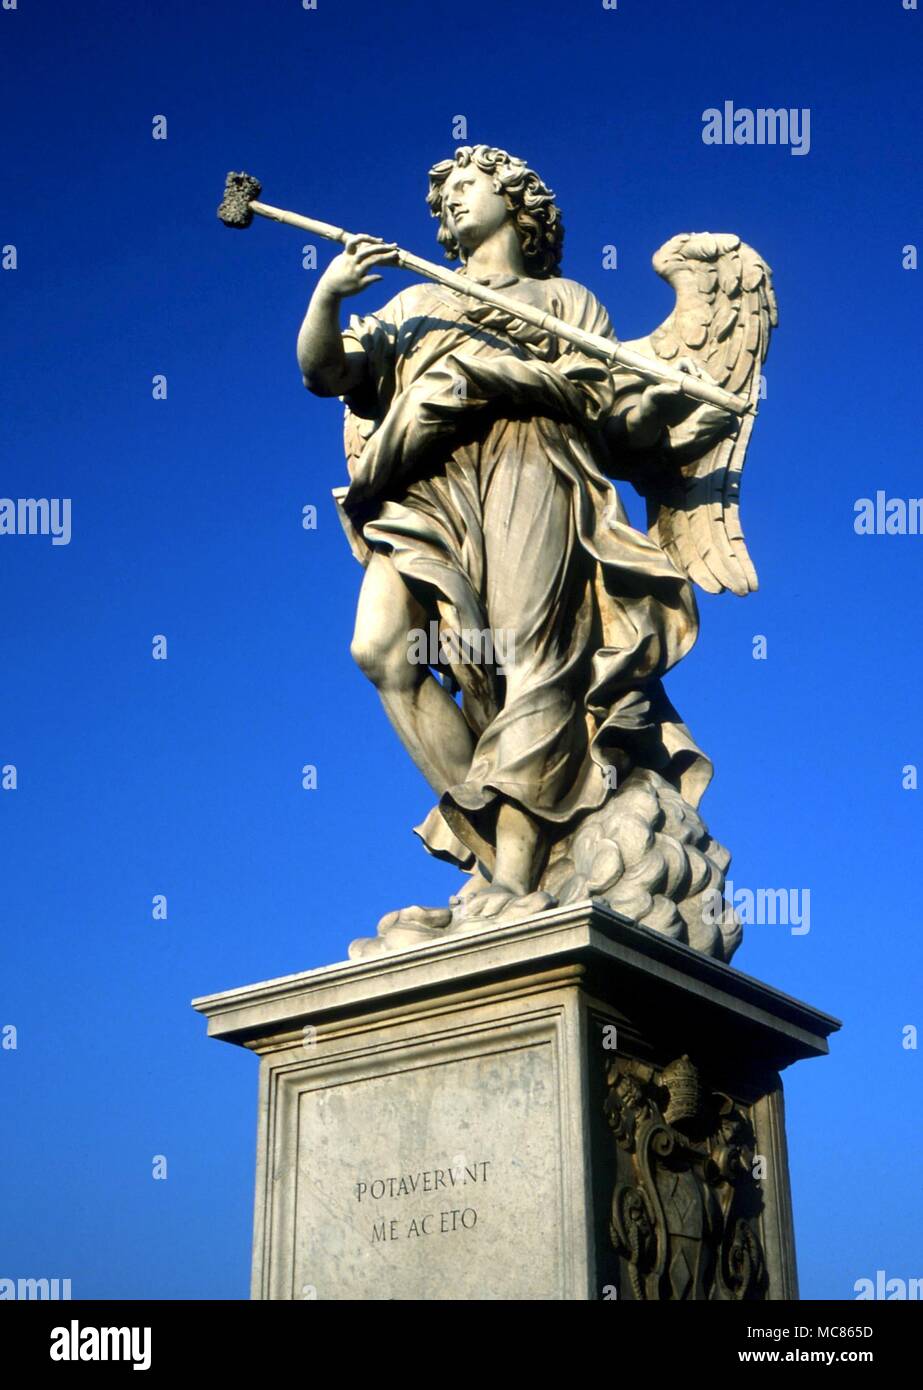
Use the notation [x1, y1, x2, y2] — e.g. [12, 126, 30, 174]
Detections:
[193, 902, 838, 1301]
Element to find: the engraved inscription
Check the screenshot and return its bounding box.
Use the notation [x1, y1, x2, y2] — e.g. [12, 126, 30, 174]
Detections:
[355, 1160, 490, 1242]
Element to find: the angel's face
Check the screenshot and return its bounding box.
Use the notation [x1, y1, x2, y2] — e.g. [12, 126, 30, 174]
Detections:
[442, 165, 510, 253]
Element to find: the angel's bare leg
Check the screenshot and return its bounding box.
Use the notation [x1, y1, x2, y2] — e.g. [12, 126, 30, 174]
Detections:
[351, 551, 475, 794]
[353, 554, 553, 924]
[493, 803, 542, 893]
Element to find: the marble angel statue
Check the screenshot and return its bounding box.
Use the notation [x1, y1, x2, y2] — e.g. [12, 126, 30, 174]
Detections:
[293, 145, 776, 962]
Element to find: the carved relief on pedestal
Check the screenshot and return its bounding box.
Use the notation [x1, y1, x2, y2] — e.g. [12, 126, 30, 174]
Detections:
[605, 1055, 767, 1300]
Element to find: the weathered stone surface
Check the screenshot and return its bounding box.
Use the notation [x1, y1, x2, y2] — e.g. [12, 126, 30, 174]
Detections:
[193, 903, 838, 1301]
[288, 1041, 559, 1300]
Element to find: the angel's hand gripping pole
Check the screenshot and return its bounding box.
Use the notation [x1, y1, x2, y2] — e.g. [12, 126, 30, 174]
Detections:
[217, 171, 752, 418]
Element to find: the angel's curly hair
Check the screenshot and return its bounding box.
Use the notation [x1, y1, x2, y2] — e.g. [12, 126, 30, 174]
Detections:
[426, 145, 564, 278]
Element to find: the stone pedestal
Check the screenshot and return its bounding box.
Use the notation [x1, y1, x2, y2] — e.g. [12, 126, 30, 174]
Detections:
[192, 902, 838, 1301]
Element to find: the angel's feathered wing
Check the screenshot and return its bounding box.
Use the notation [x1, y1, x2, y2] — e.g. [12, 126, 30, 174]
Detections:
[623, 233, 777, 596]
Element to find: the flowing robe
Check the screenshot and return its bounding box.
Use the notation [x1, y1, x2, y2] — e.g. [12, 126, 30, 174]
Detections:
[335, 272, 710, 873]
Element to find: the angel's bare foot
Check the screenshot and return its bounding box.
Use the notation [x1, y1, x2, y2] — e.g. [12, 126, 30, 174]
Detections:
[349, 904, 453, 960]
[453, 883, 558, 924]
[453, 881, 516, 921]
[449, 869, 490, 907]
[377, 904, 453, 934]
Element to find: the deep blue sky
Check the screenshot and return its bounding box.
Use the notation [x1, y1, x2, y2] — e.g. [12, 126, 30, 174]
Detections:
[2, 0, 921, 1300]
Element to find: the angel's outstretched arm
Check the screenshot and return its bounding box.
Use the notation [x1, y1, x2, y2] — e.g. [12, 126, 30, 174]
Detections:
[298, 235, 398, 396]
